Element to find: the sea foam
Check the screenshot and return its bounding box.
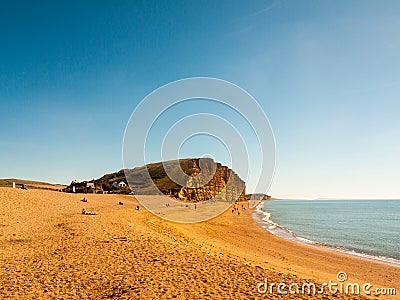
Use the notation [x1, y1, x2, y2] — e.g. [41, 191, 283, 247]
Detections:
[253, 200, 400, 267]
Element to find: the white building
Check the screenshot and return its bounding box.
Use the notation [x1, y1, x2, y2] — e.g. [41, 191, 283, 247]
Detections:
[118, 181, 127, 188]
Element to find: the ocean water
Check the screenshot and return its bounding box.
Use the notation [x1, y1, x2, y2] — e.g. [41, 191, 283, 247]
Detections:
[258, 200, 400, 263]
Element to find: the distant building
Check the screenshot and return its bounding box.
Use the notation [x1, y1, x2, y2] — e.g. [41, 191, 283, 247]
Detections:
[64, 180, 95, 193]
[118, 181, 127, 188]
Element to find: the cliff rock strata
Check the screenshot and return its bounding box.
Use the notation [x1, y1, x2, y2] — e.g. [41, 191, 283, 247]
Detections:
[176, 159, 246, 203]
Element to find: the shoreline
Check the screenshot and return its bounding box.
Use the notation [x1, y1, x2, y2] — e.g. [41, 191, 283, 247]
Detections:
[1, 188, 399, 299]
[170, 198, 400, 297]
[253, 201, 400, 268]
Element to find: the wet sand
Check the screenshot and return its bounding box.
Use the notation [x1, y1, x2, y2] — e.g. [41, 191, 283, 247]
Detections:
[0, 188, 398, 299]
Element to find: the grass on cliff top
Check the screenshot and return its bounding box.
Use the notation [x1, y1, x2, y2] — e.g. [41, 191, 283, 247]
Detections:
[0, 179, 66, 190]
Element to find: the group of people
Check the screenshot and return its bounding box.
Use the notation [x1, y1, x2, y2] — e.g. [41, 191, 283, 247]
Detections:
[231, 204, 246, 215]
[81, 197, 94, 215]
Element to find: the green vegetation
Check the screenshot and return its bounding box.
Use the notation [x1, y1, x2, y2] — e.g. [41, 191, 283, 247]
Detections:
[0, 179, 65, 190]
[93, 159, 199, 195]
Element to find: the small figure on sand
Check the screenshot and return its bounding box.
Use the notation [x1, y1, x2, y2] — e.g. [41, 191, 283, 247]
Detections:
[135, 205, 140, 211]
[81, 197, 87, 203]
[118, 201, 123, 205]
[81, 208, 96, 215]
[194, 204, 197, 210]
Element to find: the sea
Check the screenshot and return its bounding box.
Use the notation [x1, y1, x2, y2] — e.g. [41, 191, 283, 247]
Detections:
[255, 199, 400, 265]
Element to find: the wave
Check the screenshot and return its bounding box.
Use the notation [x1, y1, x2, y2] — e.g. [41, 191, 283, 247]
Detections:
[253, 201, 400, 267]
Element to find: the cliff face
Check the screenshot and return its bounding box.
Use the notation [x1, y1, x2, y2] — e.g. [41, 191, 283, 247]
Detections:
[68, 158, 246, 202]
[176, 159, 246, 202]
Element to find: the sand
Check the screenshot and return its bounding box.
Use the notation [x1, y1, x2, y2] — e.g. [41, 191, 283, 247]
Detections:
[0, 187, 398, 299]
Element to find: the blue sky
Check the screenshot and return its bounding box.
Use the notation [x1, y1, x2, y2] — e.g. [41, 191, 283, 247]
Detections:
[1, 1, 399, 199]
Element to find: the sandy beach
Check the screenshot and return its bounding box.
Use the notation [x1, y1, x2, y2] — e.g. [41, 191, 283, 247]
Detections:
[0, 187, 398, 299]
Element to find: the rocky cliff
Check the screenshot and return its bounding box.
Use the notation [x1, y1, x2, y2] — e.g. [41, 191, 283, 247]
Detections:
[176, 158, 246, 202]
[68, 158, 246, 202]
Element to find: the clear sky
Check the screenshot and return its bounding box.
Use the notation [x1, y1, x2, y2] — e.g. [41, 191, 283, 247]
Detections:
[1, 1, 399, 199]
